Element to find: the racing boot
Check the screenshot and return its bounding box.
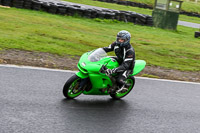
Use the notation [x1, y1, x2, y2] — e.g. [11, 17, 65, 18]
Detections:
[116, 81, 131, 93]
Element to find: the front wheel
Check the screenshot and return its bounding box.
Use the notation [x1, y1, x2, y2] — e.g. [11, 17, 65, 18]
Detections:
[63, 74, 83, 99]
[110, 76, 135, 100]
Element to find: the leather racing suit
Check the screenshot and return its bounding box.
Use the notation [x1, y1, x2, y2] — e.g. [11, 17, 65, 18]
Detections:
[103, 41, 135, 87]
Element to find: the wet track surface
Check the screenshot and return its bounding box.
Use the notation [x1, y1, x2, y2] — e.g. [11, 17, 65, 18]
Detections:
[178, 21, 200, 29]
[0, 65, 200, 133]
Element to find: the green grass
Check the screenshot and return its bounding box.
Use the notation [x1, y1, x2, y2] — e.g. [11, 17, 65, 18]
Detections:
[65, 0, 153, 15]
[179, 15, 200, 24]
[63, 0, 200, 24]
[141, 74, 160, 78]
[0, 7, 200, 71]
[128, 0, 200, 14]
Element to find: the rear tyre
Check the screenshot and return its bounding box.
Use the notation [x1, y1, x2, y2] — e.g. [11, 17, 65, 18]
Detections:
[63, 74, 83, 99]
[110, 76, 135, 100]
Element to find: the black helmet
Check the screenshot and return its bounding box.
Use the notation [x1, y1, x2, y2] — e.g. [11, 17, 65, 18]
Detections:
[116, 30, 131, 47]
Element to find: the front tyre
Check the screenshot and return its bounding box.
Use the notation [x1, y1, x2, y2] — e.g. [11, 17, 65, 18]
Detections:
[110, 76, 135, 100]
[63, 74, 83, 99]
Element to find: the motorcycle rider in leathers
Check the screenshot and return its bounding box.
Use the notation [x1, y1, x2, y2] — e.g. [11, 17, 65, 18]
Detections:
[103, 30, 135, 92]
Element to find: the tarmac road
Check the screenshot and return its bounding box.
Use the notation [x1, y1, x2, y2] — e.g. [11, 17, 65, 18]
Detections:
[0, 65, 200, 133]
[178, 21, 200, 29]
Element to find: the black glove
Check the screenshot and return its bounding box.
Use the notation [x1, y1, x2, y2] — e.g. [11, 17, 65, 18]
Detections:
[105, 69, 116, 75]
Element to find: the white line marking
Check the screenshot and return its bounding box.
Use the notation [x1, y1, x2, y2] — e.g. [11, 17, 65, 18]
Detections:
[0, 64, 200, 85]
[0, 64, 77, 73]
[135, 76, 200, 85]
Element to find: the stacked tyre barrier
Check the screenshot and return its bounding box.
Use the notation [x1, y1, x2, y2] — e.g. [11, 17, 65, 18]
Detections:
[180, 11, 200, 18]
[0, 0, 153, 26]
[94, 0, 200, 18]
[194, 31, 200, 38]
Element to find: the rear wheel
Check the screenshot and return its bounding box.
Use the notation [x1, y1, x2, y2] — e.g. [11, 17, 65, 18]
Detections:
[110, 76, 135, 100]
[63, 74, 83, 99]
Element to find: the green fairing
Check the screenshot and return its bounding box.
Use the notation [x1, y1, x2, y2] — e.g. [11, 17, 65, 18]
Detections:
[75, 49, 146, 95]
[83, 73, 112, 95]
[131, 60, 146, 76]
[76, 71, 88, 79]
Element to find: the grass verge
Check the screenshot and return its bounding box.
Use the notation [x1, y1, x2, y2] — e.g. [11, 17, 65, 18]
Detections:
[128, 0, 200, 14]
[0, 7, 199, 71]
[63, 0, 200, 24]
[141, 74, 160, 78]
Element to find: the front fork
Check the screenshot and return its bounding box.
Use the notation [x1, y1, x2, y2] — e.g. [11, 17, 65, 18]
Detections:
[79, 78, 88, 88]
[78, 77, 92, 92]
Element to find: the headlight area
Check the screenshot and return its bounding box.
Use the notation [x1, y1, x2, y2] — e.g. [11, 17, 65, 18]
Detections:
[77, 63, 88, 74]
[81, 62, 86, 67]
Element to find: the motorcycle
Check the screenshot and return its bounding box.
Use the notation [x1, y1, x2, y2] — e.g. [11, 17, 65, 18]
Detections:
[63, 48, 146, 99]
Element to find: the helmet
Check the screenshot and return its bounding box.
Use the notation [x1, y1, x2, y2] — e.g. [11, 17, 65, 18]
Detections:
[116, 30, 131, 47]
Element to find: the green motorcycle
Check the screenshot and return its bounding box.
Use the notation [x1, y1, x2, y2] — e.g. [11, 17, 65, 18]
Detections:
[63, 48, 146, 99]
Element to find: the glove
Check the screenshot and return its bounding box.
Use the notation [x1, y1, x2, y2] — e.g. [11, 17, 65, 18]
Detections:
[105, 69, 116, 75]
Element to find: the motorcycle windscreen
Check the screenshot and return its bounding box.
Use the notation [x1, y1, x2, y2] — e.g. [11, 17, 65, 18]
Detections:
[130, 60, 146, 76]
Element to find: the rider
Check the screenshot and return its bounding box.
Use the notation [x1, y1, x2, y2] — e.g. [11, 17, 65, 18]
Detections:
[103, 30, 135, 92]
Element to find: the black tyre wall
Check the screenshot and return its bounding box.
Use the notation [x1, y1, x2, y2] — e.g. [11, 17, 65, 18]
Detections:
[0, 0, 154, 26]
